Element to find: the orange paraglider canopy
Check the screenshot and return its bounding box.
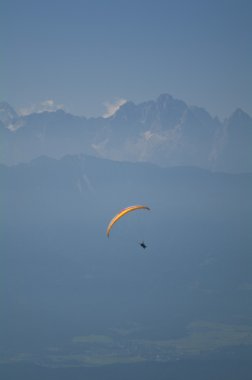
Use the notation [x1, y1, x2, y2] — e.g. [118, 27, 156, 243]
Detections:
[106, 205, 150, 237]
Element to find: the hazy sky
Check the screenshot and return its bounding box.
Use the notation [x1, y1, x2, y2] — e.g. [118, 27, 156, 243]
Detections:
[1, 0, 251, 119]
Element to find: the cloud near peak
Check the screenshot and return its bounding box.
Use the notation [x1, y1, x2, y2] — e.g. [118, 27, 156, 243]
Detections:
[18, 99, 65, 116]
[102, 98, 127, 118]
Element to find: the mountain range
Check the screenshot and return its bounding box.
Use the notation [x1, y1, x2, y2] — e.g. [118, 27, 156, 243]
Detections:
[1, 94, 251, 172]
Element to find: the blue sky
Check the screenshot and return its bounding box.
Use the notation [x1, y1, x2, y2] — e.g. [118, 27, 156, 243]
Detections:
[1, 0, 251, 119]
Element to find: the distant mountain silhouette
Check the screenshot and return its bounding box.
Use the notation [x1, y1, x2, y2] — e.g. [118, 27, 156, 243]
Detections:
[1, 94, 251, 172]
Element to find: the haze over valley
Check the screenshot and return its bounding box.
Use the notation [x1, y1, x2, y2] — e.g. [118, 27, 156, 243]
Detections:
[1, 149, 252, 377]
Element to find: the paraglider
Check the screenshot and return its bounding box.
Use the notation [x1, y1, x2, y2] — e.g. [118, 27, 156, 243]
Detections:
[106, 205, 150, 238]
